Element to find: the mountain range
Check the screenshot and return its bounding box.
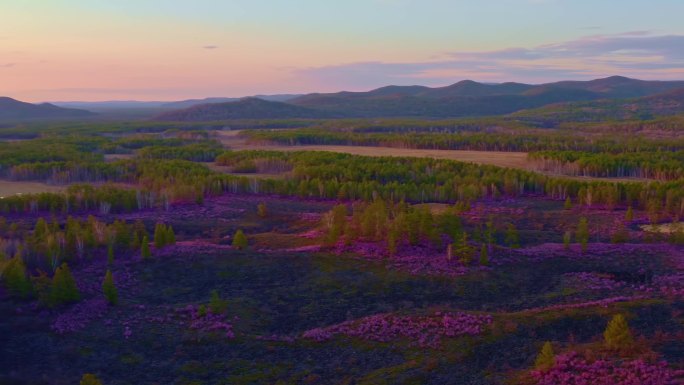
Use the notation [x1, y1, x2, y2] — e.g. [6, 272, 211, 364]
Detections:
[0, 97, 95, 120]
[3, 76, 684, 122]
[155, 76, 684, 121]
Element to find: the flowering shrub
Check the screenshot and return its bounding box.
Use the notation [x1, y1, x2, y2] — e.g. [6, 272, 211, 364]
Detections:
[530, 351, 675, 385]
[303, 311, 492, 348]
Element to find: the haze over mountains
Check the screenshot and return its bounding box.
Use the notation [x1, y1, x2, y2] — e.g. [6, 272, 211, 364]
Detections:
[3, 76, 684, 122]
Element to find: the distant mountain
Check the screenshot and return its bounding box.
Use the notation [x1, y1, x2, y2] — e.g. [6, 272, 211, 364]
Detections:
[155, 97, 327, 121]
[512, 87, 684, 124]
[160, 94, 301, 110]
[150, 76, 684, 121]
[0, 97, 96, 120]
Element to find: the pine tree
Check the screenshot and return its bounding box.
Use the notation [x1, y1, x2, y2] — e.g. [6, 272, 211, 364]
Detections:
[479, 243, 489, 266]
[102, 269, 118, 305]
[141, 236, 151, 260]
[50, 263, 80, 307]
[603, 314, 634, 351]
[107, 244, 114, 266]
[577, 217, 589, 252]
[166, 226, 176, 246]
[80, 373, 103, 385]
[208, 290, 227, 314]
[534, 341, 555, 370]
[625, 206, 634, 222]
[154, 223, 166, 249]
[505, 223, 520, 248]
[563, 197, 572, 210]
[3, 255, 32, 298]
[232, 229, 248, 250]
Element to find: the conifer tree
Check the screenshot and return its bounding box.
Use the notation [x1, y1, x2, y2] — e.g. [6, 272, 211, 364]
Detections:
[577, 217, 589, 252]
[625, 206, 634, 222]
[208, 290, 227, 314]
[154, 223, 166, 249]
[479, 243, 489, 266]
[50, 263, 80, 306]
[141, 236, 151, 260]
[3, 255, 32, 298]
[604, 314, 634, 351]
[107, 244, 114, 266]
[166, 226, 176, 246]
[505, 223, 520, 248]
[102, 269, 118, 305]
[232, 229, 248, 250]
[563, 197, 572, 210]
[534, 341, 555, 370]
[563, 230, 572, 250]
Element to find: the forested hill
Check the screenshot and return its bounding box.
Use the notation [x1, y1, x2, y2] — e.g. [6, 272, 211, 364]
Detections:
[156, 76, 684, 121]
[0, 97, 96, 120]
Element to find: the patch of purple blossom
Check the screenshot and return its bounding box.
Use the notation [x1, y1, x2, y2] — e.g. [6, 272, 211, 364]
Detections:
[302, 311, 492, 348]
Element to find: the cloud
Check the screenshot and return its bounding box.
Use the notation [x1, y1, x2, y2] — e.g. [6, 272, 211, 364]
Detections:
[294, 32, 684, 88]
[203, 45, 218, 50]
[0, 63, 15, 68]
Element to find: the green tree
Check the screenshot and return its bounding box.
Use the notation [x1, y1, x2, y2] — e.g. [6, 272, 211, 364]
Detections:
[3, 255, 32, 298]
[563, 197, 572, 210]
[534, 341, 555, 370]
[80, 373, 103, 385]
[625, 206, 634, 222]
[208, 290, 227, 314]
[479, 244, 489, 266]
[50, 263, 80, 307]
[141, 236, 151, 260]
[107, 244, 114, 266]
[232, 229, 248, 250]
[102, 269, 118, 305]
[166, 226, 176, 246]
[577, 217, 589, 252]
[505, 223, 520, 248]
[453, 232, 474, 266]
[603, 314, 634, 351]
[153, 223, 167, 248]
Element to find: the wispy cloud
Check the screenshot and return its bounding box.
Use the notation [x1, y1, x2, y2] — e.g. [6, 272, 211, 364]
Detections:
[203, 45, 218, 50]
[295, 32, 684, 88]
[0, 63, 15, 68]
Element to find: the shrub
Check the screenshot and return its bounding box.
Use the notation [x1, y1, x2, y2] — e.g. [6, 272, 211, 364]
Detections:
[232, 229, 248, 250]
[80, 373, 103, 385]
[257, 202, 268, 218]
[603, 314, 634, 351]
[102, 270, 118, 305]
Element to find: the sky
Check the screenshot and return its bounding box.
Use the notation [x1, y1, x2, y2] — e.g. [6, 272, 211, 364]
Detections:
[2, 0, 684, 102]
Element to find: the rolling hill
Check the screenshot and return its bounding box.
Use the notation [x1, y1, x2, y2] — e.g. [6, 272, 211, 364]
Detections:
[0, 97, 96, 120]
[156, 76, 684, 121]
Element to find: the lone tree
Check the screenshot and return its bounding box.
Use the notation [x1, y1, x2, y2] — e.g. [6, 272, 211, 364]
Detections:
[102, 270, 118, 305]
[576, 217, 589, 252]
[479, 243, 489, 266]
[141, 236, 151, 260]
[208, 290, 227, 314]
[232, 229, 248, 250]
[604, 314, 634, 351]
[50, 263, 80, 307]
[505, 223, 520, 248]
[534, 341, 555, 370]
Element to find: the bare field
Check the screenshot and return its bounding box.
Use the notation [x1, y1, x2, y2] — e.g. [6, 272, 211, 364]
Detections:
[0, 180, 65, 198]
[217, 130, 530, 169]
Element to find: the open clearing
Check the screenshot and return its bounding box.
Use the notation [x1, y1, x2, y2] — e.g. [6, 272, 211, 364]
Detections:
[0, 180, 64, 198]
[216, 130, 649, 183]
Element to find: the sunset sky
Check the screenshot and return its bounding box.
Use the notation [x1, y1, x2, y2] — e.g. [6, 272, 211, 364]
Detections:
[2, 0, 684, 102]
